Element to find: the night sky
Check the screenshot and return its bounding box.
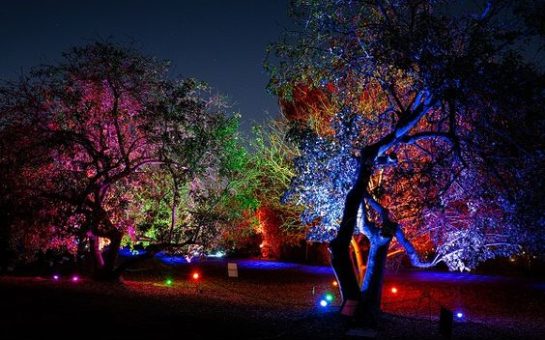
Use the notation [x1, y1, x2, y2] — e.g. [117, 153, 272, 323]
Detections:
[0, 0, 291, 134]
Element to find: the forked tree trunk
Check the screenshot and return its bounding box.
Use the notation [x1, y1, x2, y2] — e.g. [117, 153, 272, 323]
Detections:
[330, 145, 396, 326]
[330, 94, 435, 325]
[360, 236, 392, 323]
[330, 151, 375, 304]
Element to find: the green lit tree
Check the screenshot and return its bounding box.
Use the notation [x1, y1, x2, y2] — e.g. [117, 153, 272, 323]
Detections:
[125, 113, 259, 261]
[249, 120, 305, 259]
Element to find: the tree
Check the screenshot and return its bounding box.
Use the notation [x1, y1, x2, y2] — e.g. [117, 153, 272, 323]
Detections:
[0, 42, 237, 280]
[127, 113, 259, 261]
[268, 0, 545, 323]
[207, 118, 306, 259]
[250, 120, 305, 258]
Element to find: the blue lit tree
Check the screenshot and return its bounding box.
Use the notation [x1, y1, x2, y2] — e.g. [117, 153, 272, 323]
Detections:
[268, 0, 545, 322]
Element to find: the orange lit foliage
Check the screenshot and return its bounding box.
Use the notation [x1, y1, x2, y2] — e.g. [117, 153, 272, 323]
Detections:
[220, 209, 261, 256]
[354, 81, 389, 115]
[257, 205, 306, 259]
[256, 206, 283, 258]
[280, 84, 338, 136]
[280, 72, 416, 141]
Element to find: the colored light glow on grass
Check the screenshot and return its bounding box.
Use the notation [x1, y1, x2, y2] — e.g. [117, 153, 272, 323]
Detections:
[192, 272, 200, 280]
[391, 287, 398, 294]
[325, 293, 334, 302]
[319, 299, 328, 307]
[53, 275, 59, 280]
[165, 278, 173, 286]
[332, 280, 338, 287]
[71, 275, 79, 282]
[456, 312, 463, 319]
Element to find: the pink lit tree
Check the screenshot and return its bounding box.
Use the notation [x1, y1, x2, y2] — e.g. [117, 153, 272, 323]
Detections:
[0, 42, 239, 280]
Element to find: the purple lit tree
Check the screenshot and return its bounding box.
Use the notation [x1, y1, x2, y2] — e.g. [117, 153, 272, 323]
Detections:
[0, 42, 239, 280]
[268, 0, 545, 322]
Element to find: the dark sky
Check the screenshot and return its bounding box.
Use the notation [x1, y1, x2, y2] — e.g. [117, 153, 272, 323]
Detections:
[0, 0, 291, 134]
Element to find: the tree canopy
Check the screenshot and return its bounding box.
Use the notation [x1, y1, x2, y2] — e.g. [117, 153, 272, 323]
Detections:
[267, 0, 545, 318]
[0, 42, 245, 278]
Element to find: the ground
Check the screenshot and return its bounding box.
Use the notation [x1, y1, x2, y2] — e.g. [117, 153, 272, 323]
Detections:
[1, 258, 544, 339]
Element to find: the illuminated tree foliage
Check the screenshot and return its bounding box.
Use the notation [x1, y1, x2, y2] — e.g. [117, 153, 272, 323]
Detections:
[0, 42, 240, 280]
[213, 119, 306, 259]
[268, 0, 545, 321]
[250, 120, 305, 258]
[125, 113, 252, 262]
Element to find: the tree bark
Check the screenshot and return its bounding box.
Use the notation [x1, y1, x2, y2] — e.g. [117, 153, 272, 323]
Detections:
[330, 150, 375, 304]
[351, 237, 366, 286]
[88, 231, 105, 270]
[88, 206, 123, 281]
[90, 230, 123, 282]
[360, 236, 392, 323]
[100, 231, 122, 281]
[330, 236, 361, 302]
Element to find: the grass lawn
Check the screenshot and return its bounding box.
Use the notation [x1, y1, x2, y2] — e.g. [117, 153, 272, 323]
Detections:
[1, 258, 544, 339]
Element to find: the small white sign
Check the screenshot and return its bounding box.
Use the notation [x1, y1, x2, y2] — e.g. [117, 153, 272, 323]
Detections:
[227, 262, 238, 278]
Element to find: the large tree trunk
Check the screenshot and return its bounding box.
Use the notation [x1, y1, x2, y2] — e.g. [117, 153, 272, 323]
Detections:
[100, 231, 122, 281]
[88, 231, 105, 270]
[330, 151, 375, 304]
[351, 237, 366, 286]
[330, 236, 361, 302]
[330, 174, 365, 300]
[360, 236, 392, 323]
[88, 229, 123, 282]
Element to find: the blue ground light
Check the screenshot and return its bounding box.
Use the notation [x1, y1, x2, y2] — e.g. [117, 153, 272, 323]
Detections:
[119, 247, 146, 257]
[235, 259, 334, 275]
[156, 254, 187, 265]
